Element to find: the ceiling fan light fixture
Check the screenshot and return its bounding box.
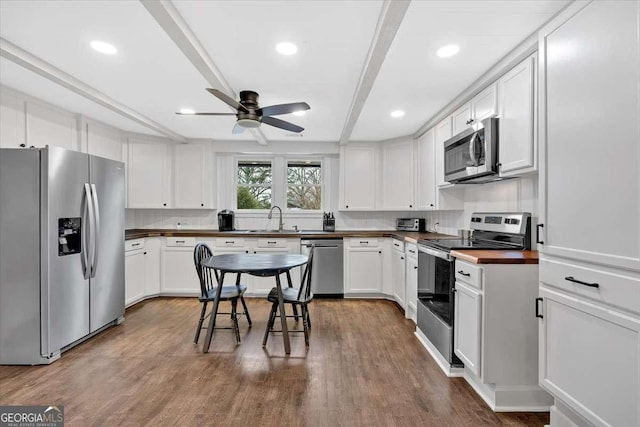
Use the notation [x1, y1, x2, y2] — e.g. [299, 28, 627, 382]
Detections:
[237, 118, 261, 129]
[292, 110, 306, 116]
[179, 108, 195, 115]
[276, 42, 298, 56]
[90, 40, 118, 55]
[437, 44, 460, 58]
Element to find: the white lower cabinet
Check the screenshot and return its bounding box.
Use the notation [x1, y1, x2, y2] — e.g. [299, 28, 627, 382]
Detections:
[453, 259, 551, 411]
[144, 238, 161, 296]
[405, 243, 418, 322]
[391, 241, 406, 308]
[454, 281, 482, 377]
[344, 239, 383, 294]
[160, 243, 200, 295]
[125, 248, 146, 307]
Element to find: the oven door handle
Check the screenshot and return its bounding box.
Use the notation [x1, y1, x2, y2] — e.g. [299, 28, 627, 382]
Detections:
[418, 245, 451, 261]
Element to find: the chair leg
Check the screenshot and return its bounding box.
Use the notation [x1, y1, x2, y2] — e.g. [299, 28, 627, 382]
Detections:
[194, 301, 208, 344]
[231, 299, 241, 345]
[240, 296, 252, 327]
[306, 305, 311, 329]
[301, 305, 309, 347]
[291, 303, 299, 321]
[262, 302, 278, 347]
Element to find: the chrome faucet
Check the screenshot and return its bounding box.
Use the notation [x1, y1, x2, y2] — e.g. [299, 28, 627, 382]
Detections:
[267, 205, 283, 231]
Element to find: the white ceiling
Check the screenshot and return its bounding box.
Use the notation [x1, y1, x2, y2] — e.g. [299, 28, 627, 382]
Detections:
[0, 0, 569, 144]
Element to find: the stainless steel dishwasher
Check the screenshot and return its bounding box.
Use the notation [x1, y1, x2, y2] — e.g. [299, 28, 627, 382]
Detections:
[300, 239, 344, 297]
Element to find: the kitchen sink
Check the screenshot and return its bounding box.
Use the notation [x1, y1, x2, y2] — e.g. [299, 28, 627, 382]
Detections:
[247, 229, 302, 233]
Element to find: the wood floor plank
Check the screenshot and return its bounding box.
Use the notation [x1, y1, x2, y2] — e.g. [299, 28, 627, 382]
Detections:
[0, 298, 549, 426]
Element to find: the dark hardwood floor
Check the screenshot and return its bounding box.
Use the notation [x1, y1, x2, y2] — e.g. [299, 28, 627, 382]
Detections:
[0, 298, 549, 426]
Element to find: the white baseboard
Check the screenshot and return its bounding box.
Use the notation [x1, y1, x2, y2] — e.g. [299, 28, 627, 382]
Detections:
[414, 328, 464, 377]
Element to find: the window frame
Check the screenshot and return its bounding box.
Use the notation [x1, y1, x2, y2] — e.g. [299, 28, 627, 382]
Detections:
[234, 157, 274, 212]
[285, 157, 324, 213]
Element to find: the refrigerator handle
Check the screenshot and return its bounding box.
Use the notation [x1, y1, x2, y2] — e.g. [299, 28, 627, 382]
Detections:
[90, 184, 100, 278]
[82, 183, 93, 280]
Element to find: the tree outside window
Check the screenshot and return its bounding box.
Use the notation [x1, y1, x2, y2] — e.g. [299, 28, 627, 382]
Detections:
[237, 161, 272, 209]
[287, 161, 322, 210]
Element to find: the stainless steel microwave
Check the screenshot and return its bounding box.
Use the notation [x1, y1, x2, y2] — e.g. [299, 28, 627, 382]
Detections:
[444, 117, 498, 183]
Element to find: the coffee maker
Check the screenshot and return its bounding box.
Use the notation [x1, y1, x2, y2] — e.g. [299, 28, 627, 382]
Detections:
[217, 210, 235, 231]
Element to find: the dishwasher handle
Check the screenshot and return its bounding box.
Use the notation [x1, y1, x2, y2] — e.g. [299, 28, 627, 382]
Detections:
[303, 244, 341, 248]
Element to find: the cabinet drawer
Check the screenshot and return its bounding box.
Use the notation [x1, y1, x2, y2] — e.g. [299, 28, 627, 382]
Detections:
[405, 243, 418, 260]
[166, 237, 195, 247]
[215, 237, 245, 247]
[391, 238, 405, 252]
[125, 238, 145, 252]
[540, 257, 640, 315]
[455, 260, 482, 290]
[349, 238, 379, 247]
[257, 238, 287, 248]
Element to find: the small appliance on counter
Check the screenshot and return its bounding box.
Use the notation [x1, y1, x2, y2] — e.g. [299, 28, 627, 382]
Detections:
[322, 212, 335, 232]
[396, 218, 426, 232]
[217, 209, 235, 231]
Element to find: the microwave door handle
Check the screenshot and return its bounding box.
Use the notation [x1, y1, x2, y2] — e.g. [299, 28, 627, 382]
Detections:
[468, 133, 479, 166]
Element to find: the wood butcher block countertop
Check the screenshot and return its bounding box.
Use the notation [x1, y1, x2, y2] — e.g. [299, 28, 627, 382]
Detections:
[125, 228, 456, 242]
[450, 249, 539, 265]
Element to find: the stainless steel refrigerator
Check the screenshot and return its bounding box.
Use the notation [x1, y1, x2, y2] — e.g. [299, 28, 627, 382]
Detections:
[0, 146, 125, 365]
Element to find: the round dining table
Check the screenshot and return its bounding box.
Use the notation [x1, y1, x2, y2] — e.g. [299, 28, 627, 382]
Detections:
[201, 253, 308, 354]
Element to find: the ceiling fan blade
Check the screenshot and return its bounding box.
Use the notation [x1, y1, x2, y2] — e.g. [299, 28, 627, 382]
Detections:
[232, 124, 246, 134]
[175, 112, 236, 115]
[262, 116, 304, 133]
[258, 102, 310, 116]
[205, 88, 249, 113]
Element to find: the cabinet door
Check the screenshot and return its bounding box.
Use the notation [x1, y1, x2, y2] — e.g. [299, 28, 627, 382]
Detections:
[144, 238, 161, 296]
[125, 249, 145, 307]
[471, 83, 497, 123]
[341, 145, 376, 210]
[391, 249, 406, 308]
[26, 102, 78, 150]
[345, 247, 382, 293]
[452, 103, 472, 136]
[211, 247, 251, 288]
[454, 281, 482, 377]
[434, 117, 452, 187]
[405, 255, 418, 322]
[174, 144, 212, 209]
[538, 0, 640, 272]
[160, 247, 200, 294]
[498, 54, 535, 175]
[0, 90, 25, 148]
[128, 141, 171, 209]
[417, 129, 436, 210]
[539, 286, 640, 427]
[252, 247, 295, 295]
[381, 139, 415, 210]
[87, 122, 122, 162]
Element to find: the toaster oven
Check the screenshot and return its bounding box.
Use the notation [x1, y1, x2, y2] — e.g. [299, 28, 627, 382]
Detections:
[396, 218, 426, 232]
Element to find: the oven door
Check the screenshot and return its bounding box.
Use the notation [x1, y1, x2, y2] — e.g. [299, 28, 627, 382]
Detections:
[417, 245, 454, 325]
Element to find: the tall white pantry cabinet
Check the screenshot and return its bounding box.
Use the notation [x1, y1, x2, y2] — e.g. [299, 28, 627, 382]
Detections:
[537, 2, 640, 427]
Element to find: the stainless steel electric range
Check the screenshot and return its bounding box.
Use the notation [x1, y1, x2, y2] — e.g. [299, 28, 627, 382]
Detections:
[416, 212, 532, 367]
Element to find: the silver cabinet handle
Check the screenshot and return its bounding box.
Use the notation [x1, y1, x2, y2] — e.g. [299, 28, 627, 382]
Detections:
[90, 184, 100, 278]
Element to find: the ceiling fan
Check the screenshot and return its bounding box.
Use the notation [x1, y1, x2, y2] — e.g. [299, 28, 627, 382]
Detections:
[176, 88, 310, 134]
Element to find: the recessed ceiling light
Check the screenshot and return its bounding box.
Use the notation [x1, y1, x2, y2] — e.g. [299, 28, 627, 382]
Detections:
[390, 110, 405, 118]
[292, 110, 306, 116]
[276, 42, 298, 56]
[90, 40, 117, 55]
[179, 108, 195, 115]
[437, 44, 460, 58]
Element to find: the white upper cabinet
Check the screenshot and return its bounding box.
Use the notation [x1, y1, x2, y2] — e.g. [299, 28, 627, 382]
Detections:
[538, 0, 640, 272]
[451, 84, 498, 136]
[434, 116, 452, 187]
[498, 53, 537, 176]
[174, 143, 214, 209]
[381, 139, 415, 210]
[26, 102, 78, 150]
[0, 90, 25, 148]
[339, 145, 377, 210]
[127, 139, 172, 209]
[86, 122, 123, 162]
[417, 129, 436, 210]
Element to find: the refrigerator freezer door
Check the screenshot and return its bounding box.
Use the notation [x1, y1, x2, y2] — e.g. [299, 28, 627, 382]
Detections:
[89, 155, 125, 332]
[41, 146, 90, 354]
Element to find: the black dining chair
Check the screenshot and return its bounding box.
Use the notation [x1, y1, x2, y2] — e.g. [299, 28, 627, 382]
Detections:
[193, 243, 251, 345]
[262, 246, 315, 347]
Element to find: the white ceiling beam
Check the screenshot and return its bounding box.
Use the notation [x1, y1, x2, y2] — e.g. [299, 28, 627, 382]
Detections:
[338, 0, 411, 145]
[141, 0, 268, 146]
[0, 37, 186, 142]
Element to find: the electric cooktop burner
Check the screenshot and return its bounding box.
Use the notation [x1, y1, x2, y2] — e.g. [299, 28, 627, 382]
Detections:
[418, 238, 517, 251]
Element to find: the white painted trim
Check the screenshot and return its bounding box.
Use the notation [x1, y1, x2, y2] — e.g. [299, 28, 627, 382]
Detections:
[0, 38, 186, 142]
[141, 0, 268, 146]
[414, 328, 464, 377]
[339, 0, 411, 145]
